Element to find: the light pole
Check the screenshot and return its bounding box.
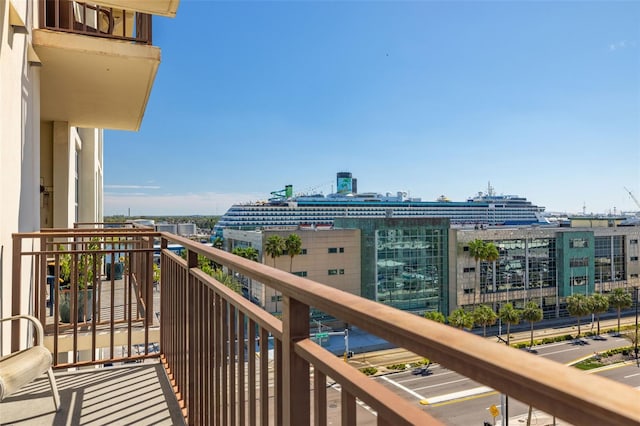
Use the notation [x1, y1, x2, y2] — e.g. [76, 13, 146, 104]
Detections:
[635, 286, 638, 367]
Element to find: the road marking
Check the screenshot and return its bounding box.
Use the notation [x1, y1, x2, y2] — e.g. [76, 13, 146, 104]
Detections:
[623, 373, 640, 379]
[413, 377, 470, 391]
[429, 390, 499, 407]
[540, 347, 580, 356]
[424, 386, 494, 405]
[329, 383, 378, 416]
[379, 375, 428, 401]
[392, 370, 455, 384]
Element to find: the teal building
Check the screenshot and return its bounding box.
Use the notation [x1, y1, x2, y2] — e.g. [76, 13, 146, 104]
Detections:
[334, 217, 451, 315]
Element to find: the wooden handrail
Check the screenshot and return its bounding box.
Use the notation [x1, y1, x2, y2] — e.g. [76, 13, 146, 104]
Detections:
[12, 228, 640, 425]
[163, 232, 640, 426]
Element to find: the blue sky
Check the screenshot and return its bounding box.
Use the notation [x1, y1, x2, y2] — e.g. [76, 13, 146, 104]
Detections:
[104, 0, 640, 216]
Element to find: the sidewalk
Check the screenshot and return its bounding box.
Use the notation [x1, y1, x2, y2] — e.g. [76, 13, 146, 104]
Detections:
[321, 315, 638, 357]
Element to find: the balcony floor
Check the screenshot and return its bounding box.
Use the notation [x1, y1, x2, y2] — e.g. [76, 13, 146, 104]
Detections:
[0, 361, 185, 425]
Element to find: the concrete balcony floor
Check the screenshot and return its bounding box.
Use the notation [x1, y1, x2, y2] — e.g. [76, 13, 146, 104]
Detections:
[0, 361, 185, 425]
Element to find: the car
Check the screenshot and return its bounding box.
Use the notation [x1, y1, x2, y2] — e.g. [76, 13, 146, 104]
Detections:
[412, 364, 432, 376]
[421, 368, 433, 376]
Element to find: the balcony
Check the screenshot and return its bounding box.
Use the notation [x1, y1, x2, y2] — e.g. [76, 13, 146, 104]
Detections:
[33, 1, 160, 131]
[3, 226, 638, 425]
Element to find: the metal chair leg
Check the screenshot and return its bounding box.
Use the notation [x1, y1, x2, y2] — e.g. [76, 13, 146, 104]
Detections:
[46, 367, 60, 411]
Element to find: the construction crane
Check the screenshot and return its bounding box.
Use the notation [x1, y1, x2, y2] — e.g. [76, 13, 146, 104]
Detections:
[624, 187, 640, 209]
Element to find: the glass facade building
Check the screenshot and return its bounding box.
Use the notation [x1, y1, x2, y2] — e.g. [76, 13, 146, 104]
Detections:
[334, 217, 450, 315]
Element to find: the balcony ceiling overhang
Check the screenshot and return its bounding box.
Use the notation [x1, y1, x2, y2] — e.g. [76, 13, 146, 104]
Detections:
[93, 0, 180, 18]
[33, 29, 160, 131]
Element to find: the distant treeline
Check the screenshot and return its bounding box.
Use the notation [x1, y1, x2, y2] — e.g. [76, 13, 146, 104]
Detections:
[105, 215, 220, 231]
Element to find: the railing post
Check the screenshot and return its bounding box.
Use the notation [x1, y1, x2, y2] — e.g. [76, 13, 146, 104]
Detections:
[187, 248, 198, 425]
[282, 296, 310, 425]
[11, 235, 22, 352]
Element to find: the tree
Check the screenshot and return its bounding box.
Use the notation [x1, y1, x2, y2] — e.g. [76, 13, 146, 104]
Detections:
[468, 239, 486, 306]
[521, 301, 543, 348]
[264, 235, 285, 313]
[473, 304, 498, 337]
[212, 236, 224, 249]
[566, 294, 593, 337]
[448, 308, 473, 330]
[243, 247, 259, 262]
[232, 246, 260, 302]
[589, 293, 609, 336]
[498, 303, 521, 345]
[608, 288, 633, 334]
[424, 311, 446, 323]
[284, 233, 302, 273]
[264, 235, 285, 267]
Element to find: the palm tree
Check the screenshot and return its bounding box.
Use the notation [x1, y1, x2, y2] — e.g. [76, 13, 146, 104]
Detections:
[424, 311, 446, 323]
[473, 304, 498, 337]
[212, 236, 224, 249]
[498, 303, 521, 345]
[483, 242, 500, 303]
[468, 239, 486, 306]
[264, 235, 285, 267]
[521, 301, 543, 349]
[264, 235, 285, 313]
[589, 293, 609, 337]
[448, 308, 473, 330]
[608, 288, 633, 334]
[566, 294, 593, 337]
[284, 233, 302, 273]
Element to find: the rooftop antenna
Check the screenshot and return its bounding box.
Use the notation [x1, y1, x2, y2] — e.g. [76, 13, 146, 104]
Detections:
[487, 181, 495, 196]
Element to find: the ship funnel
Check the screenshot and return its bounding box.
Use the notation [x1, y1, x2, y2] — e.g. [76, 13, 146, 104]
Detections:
[336, 172, 353, 194]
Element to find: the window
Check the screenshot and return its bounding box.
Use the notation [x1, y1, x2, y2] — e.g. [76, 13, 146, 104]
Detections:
[631, 256, 639, 262]
[328, 248, 337, 254]
[570, 276, 587, 286]
[301, 248, 307, 255]
[569, 257, 589, 267]
[271, 295, 283, 302]
[631, 274, 639, 278]
[293, 271, 308, 277]
[630, 239, 638, 245]
[328, 269, 338, 275]
[570, 238, 588, 248]
[463, 267, 476, 273]
[339, 247, 345, 253]
[463, 246, 469, 252]
[339, 269, 345, 275]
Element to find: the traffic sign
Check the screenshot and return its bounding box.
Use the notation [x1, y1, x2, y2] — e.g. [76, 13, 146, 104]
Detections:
[489, 404, 499, 418]
[316, 332, 329, 338]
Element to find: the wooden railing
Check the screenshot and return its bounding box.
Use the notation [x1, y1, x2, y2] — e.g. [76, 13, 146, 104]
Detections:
[11, 228, 640, 425]
[39, 0, 152, 44]
[160, 233, 639, 426]
[12, 227, 159, 367]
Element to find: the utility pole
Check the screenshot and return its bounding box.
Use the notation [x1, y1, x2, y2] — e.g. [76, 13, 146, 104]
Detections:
[635, 287, 639, 367]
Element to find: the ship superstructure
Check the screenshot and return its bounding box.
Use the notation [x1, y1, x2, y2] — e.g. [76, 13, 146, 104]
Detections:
[214, 173, 547, 236]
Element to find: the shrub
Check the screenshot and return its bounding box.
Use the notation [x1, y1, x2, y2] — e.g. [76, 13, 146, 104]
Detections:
[386, 363, 408, 371]
[409, 358, 432, 368]
[360, 367, 378, 376]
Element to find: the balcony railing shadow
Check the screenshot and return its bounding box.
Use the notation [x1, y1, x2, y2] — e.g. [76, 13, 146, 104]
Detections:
[39, 0, 152, 44]
[7, 226, 639, 425]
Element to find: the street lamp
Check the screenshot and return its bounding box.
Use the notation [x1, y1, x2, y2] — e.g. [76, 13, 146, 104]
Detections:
[635, 286, 639, 367]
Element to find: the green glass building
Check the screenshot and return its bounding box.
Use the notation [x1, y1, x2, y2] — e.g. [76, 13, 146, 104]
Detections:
[334, 217, 450, 315]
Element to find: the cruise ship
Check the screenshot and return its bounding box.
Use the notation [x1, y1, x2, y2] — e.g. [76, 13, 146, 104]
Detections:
[214, 173, 547, 236]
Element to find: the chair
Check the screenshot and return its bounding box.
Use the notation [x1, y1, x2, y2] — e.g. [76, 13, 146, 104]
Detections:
[0, 315, 60, 411]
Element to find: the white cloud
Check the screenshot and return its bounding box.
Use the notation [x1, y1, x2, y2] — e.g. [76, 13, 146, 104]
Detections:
[104, 191, 265, 216]
[105, 184, 161, 189]
[609, 40, 636, 51]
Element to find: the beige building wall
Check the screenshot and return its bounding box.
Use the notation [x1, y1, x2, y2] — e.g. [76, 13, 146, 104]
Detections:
[2, 0, 177, 356]
[1, 0, 43, 350]
[260, 229, 361, 314]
